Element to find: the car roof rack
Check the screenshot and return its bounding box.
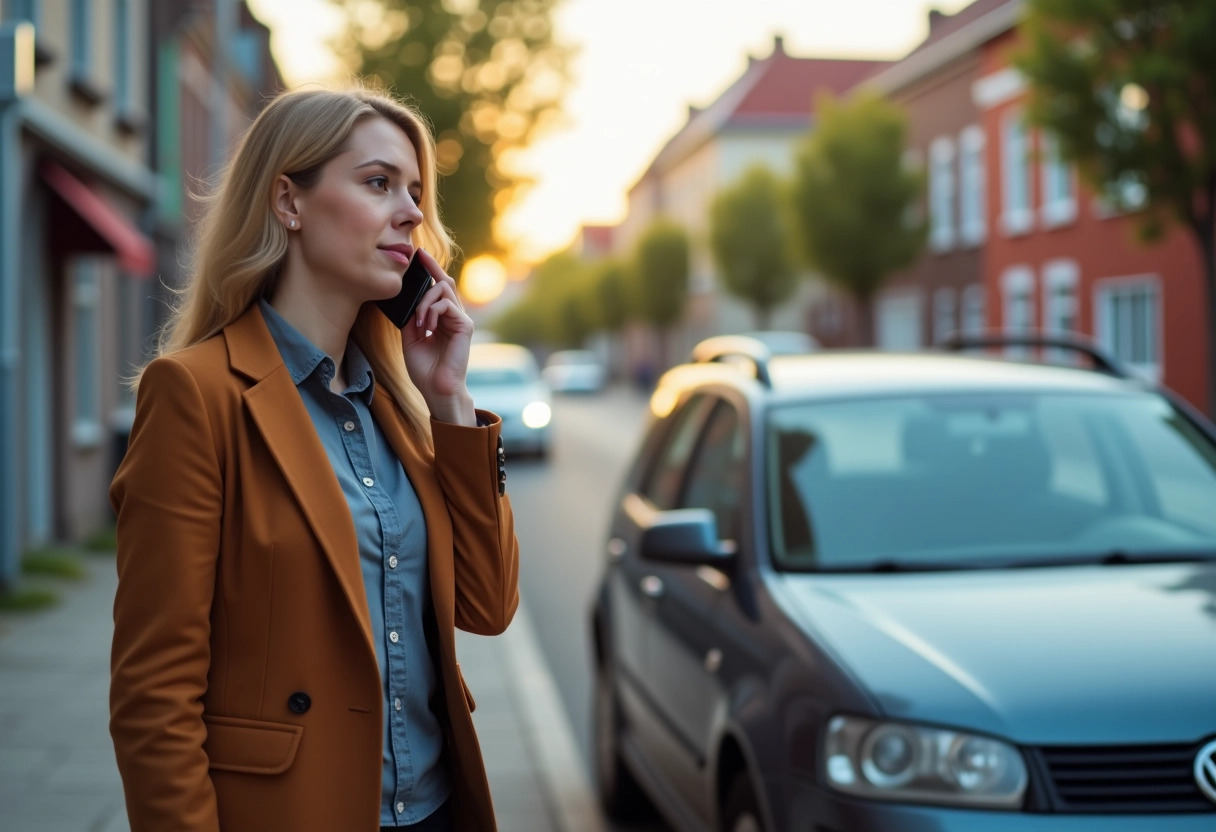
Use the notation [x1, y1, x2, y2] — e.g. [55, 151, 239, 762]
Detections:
[690, 335, 773, 387]
[939, 331, 1131, 379]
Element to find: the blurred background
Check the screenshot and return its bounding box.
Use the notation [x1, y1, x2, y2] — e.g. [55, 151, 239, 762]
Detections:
[1, 1, 1214, 830]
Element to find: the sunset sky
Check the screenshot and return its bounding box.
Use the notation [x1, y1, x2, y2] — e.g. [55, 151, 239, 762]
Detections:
[246, 0, 973, 267]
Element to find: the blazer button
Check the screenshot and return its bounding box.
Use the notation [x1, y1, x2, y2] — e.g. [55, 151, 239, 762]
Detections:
[287, 692, 311, 714]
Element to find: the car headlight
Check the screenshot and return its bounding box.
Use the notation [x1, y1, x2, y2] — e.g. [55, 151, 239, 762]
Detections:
[521, 401, 551, 429]
[824, 715, 1027, 809]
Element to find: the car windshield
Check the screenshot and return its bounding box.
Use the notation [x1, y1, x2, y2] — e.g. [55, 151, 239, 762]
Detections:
[466, 367, 533, 386]
[766, 391, 1216, 571]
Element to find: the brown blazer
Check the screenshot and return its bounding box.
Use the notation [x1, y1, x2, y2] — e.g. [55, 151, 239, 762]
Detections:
[109, 303, 520, 832]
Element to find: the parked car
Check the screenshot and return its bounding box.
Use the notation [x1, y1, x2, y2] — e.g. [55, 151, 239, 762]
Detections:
[543, 349, 606, 393]
[590, 332, 1216, 832]
[466, 343, 551, 457]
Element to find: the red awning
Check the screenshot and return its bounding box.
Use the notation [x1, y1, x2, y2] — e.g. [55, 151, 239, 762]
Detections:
[40, 162, 155, 277]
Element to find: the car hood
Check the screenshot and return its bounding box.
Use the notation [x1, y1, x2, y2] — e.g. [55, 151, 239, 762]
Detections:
[769, 563, 1216, 744]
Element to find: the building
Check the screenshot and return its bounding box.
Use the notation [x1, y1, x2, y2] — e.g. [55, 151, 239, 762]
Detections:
[974, 12, 1209, 409]
[0, 0, 157, 587]
[815, 0, 1016, 350]
[148, 1, 282, 320]
[0, 0, 281, 588]
[613, 36, 889, 374]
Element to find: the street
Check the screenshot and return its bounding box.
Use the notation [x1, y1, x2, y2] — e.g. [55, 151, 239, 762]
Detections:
[504, 384, 667, 831]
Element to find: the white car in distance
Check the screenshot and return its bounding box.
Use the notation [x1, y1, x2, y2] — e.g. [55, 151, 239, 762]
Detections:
[466, 343, 552, 458]
[542, 349, 606, 393]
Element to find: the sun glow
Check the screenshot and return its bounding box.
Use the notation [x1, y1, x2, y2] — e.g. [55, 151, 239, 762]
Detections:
[461, 256, 509, 305]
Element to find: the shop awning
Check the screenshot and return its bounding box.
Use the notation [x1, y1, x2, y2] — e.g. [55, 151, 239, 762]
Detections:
[40, 161, 155, 277]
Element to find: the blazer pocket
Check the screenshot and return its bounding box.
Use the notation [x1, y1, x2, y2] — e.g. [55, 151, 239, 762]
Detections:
[203, 714, 303, 775]
[456, 663, 476, 714]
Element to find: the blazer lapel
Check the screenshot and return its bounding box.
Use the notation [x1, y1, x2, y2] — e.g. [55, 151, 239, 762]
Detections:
[370, 395, 456, 634]
[224, 306, 375, 656]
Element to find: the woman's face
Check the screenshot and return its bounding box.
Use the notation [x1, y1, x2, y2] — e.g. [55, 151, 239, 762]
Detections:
[288, 116, 425, 303]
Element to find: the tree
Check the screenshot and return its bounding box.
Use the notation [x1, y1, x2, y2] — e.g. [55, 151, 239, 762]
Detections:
[709, 165, 800, 329]
[583, 257, 630, 334]
[630, 219, 690, 370]
[1016, 0, 1216, 414]
[331, 0, 572, 265]
[790, 91, 926, 345]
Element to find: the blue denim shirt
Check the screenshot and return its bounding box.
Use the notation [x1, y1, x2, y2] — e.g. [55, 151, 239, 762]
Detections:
[260, 300, 450, 825]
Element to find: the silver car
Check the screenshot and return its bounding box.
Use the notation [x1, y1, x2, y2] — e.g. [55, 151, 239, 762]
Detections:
[467, 343, 552, 458]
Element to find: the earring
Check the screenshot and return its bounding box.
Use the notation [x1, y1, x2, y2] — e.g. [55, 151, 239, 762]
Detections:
[288, 219, 297, 229]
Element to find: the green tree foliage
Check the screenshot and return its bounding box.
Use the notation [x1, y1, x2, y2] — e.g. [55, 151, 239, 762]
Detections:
[331, 0, 572, 265]
[1016, 0, 1216, 413]
[491, 299, 544, 347]
[491, 249, 593, 348]
[587, 257, 630, 333]
[790, 91, 926, 345]
[630, 219, 690, 368]
[709, 165, 800, 329]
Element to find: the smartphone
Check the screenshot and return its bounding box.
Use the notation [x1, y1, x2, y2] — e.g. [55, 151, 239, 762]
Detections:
[376, 251, 435, 328]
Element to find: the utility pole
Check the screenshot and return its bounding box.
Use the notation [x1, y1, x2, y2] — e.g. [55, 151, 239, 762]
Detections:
[0, 22, 35, 590]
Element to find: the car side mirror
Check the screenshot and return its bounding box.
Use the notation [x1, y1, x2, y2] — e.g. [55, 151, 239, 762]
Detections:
[639, 508, 736, 567]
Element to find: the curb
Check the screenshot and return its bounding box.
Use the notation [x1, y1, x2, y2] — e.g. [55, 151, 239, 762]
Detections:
[499, 599, 607, 832]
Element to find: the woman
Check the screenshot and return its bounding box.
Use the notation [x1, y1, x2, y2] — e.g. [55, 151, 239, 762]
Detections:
[109, 87, 519, 832]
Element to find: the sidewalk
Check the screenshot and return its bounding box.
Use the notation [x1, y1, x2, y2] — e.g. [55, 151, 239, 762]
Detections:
[0, 557, 603, 832]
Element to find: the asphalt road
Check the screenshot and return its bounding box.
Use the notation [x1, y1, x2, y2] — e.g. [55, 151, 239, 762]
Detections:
[504, 384, 668, 831]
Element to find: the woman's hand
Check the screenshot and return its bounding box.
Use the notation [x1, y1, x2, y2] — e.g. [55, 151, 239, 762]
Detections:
[400, 249, 477, 426]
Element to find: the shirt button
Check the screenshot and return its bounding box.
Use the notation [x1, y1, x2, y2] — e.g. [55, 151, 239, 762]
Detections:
[362, 477, 374, 487]
[389, 631, 399, 643]
[388, 555, 398, 569]
[394, 697, 402, 711]
[396, 802, 405, 814]
[343, 420, 355, 432]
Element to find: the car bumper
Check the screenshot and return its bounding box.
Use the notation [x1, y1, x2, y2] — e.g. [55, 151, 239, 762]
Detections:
[780, 782, 1216, 832]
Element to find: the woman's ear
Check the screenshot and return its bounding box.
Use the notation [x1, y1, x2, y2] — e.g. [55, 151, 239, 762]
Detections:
[273, 175, 301, 231]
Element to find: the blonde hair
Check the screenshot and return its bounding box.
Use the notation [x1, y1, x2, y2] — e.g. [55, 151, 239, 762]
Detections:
[142, 85, 454, 447]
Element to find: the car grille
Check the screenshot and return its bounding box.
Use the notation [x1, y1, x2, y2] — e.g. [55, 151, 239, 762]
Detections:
[1031, 742, 1215, 813]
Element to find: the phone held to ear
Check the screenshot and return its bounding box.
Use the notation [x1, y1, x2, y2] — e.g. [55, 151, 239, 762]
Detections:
[376, 251, 435, 329]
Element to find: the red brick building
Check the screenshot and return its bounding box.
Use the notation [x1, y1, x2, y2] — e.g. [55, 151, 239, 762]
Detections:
[976, 25, 1209, 409]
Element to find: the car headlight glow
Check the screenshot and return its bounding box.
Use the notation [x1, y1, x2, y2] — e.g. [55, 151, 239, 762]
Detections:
[521, 401, 551, 429]
[825, 715, 1027, 809]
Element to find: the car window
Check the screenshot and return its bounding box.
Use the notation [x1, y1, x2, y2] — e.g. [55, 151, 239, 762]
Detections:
[1126, 401, 1216, 535]
[679, 401, 745, 543]
[640, 395, 713, 510]
[767, 391, 1216, 570]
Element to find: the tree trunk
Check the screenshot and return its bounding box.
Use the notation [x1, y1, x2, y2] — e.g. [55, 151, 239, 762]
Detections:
[854, 291, 876, 347]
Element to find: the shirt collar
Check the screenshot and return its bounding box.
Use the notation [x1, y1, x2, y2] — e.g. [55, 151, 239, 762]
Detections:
[259, 299, 376, 403]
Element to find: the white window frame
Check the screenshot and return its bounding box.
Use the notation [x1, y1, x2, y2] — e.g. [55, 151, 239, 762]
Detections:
[1094, 275, 1162, 381]
[71, 258, 104, 447]
[961, 284, 987, 335]
[876, 288, 925, 351]
[1042, 259, 1080, 363]
[932, 286, 957, 345]
[1000, 110, 1033, 236]
[1001, 265, 1036, 356]
[929, 136, 956, 252]
[114, 0, 133, 116]
[902, 147, 926, 230]
[69, 0, 93, 83]
[958, 125, 987, 246]
[1039, 132, 1077, 228]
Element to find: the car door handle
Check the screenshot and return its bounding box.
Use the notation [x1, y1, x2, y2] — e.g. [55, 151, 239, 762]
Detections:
[640, 575, 665, 599]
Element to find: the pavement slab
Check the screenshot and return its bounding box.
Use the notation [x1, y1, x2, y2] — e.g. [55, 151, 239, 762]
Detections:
[0, 557, 601, 832]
